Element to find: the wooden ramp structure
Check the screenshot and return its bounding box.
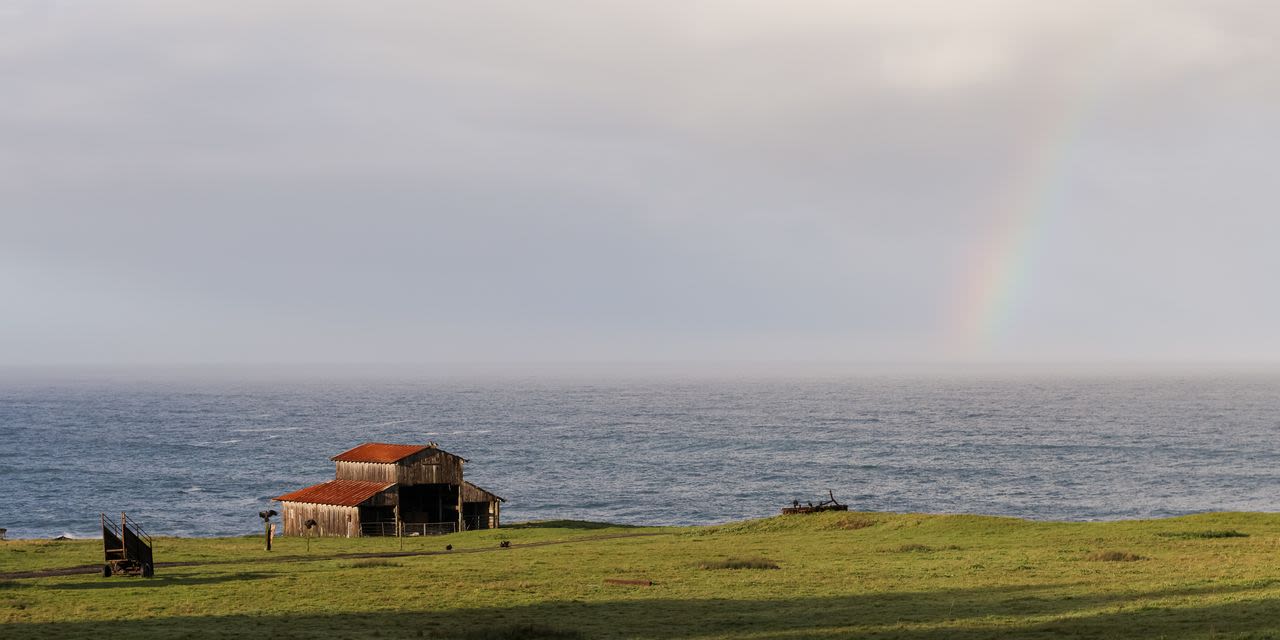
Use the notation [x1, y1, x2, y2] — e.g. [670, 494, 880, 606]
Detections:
[101, 512, 154, 577]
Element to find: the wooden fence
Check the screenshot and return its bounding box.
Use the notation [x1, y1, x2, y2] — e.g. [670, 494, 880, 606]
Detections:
[360, 521, 457, 537]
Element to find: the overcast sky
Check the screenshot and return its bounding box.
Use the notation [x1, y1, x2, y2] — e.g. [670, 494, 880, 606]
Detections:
[3, 1, 1278, 367]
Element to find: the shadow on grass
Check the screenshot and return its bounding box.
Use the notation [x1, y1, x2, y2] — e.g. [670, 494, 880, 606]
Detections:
[503, 520, 635, 530]
[8, 581, 1280, 639]
[46, 572, 273, 590]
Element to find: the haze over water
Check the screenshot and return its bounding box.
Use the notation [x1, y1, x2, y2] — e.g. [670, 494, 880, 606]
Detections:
[4, 368, 1277, 539]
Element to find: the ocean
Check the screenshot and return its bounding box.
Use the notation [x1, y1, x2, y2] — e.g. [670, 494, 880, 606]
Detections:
[2, 369, 1277, 539]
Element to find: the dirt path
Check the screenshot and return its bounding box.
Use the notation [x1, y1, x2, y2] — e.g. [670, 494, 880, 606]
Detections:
[0, 531, 668, 580]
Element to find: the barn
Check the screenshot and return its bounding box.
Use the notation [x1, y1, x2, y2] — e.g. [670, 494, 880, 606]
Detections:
[275, 442, 504, 537]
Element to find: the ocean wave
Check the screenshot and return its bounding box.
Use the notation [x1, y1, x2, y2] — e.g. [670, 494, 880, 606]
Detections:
[355, 419, 416, 428]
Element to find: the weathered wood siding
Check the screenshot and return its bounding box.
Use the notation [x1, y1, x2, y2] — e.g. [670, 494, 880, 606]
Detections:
[280, 502, 360, 537]
[399, 449, 464, 485]
[333, 461, 397, 483]
[280, 487, 396, 537]
[333, 449, 464, 486]
[367, 485, 399, 507]
[460, 482, 498, 502]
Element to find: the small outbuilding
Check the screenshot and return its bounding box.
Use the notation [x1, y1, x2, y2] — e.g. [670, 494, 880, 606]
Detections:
[461, 481, 504, 531]
[275, 442, 505, 537]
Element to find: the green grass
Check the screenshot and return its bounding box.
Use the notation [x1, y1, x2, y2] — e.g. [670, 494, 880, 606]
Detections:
[3, 513, 1280, 638]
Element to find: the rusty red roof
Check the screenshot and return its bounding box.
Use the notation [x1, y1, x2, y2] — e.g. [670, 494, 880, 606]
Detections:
[275, 480, 394, 506]
[331, 442, 431, 463]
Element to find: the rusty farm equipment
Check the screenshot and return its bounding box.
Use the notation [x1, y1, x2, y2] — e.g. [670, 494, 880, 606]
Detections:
[782, 489, 849, 515]
[101, 512, 154, 578]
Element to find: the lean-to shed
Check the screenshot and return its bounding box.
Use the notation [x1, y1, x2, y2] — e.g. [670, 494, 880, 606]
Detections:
[275, 479, 396, 538]
[461, 481, 505, 530]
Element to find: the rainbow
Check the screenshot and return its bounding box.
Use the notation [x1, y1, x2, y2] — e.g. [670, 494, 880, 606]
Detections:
[949, 73, 1104, 359]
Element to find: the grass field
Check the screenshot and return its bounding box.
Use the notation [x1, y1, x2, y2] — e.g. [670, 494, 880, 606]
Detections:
[4, 512, 1280, 638]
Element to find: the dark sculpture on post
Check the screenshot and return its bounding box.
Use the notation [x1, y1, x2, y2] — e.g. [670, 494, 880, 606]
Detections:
[304, 518, 317, 552]
[259, 509, 278, 551]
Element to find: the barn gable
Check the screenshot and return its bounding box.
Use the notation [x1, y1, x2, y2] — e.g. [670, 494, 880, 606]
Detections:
[333, 442, 465, 486]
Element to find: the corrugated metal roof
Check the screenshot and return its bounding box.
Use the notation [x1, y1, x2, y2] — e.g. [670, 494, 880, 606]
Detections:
[275, 480, 394, 506]
[331, 442, 431, 463]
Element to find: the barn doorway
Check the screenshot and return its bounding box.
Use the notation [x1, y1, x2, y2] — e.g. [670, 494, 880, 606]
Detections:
[463, 502, 492, 530]
[398, 484, 459, 533]
[358, 505, 396, 536]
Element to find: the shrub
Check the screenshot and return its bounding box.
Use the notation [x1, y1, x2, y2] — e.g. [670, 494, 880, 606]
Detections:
[342, 559, 403, 569]
[895, 544, 932, 553]
[698, 557, 781, 570]
[1158, 530, 1248, 540]
[1087, 550, 1143, 562]
[453, 625, 584, 640]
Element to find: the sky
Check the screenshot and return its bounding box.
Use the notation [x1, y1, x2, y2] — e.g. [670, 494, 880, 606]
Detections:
[3, 1, 1278, 367]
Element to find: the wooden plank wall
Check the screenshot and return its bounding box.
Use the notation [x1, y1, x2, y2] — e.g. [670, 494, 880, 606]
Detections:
[460, 482, 497, 502]
[399, 450, 464, 486]
[333, 461, 397, 483]
[333, 450, 464, 486]
[460, 482, 501, 529]
[279, 502, 360, 537]
[369, 486, 398, 507]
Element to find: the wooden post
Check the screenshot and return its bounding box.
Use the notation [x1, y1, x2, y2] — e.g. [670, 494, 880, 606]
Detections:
[456, 486, 464, 532]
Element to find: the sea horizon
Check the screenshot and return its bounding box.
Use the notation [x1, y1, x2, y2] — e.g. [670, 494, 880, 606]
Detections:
[6, 367, 1278, 539]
